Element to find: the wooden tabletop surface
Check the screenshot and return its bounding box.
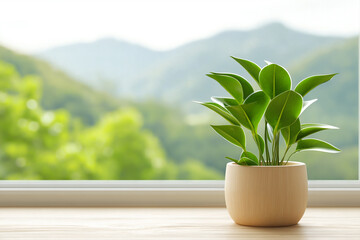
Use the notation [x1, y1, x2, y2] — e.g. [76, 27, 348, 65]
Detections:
[0, 207, 359, 239]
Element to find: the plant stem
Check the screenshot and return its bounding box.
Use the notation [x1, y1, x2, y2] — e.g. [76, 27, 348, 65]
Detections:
[271, 131, 277, 165]
[264, 121, 270, 165]
[271, 132, 280, 165]
[253, 133, 264, 166]
[280, 145, 290, 165]
[286, 151, 297, 165]
[277, 134, 280, 165]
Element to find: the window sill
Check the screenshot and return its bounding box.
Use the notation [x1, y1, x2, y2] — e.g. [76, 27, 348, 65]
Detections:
[0, 180, 359, 207]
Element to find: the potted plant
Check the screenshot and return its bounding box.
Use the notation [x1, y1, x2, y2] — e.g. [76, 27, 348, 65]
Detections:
[196, 57, 340, 227]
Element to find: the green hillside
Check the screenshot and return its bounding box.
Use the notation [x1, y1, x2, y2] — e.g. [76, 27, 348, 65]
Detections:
[0, 61, 222, 180]
[0, 44, 228, 178]
[290, 37, 358, 148]
[0, 45, 121, 125]
[288, 38, 358, 179]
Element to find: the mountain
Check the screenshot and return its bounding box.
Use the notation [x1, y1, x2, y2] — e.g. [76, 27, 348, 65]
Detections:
[38, 23, 343, 106]
[0, 45, 122, 125]
[37, 38, 167, 95]
[132, 23, 344, 105]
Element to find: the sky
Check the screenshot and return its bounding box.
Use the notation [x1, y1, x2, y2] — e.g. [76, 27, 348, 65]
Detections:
[0, 0, 359, 53]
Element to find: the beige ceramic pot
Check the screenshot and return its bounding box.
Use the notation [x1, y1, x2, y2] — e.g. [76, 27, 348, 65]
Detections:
[225, 161, 308, 227]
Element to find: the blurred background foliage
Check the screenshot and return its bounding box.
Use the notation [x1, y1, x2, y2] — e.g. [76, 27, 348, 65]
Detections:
[0, 62, 222, 179]
[0, 24, 358, 180]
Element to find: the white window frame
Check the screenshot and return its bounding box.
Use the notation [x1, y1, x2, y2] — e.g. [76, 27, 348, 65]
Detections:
[0, 180, 359, 207]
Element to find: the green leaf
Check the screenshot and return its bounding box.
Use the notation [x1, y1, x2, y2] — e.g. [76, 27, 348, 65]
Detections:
[207, 74, 243, 103]
[301, 99, 317, 114]
[239, 157, 258, 165]
[226, 91, 270, 132]
[296, 138, 340, 153]
[281, 118, 301, 146]
[296, 124, 339, 141]
[211, 72, 254, 99]
[231, 57, 261, 83]
[294, 73, 337, 97]
[211, 97, 238, 107]
[211, 125, 246, 150]
[226, 156, 239, 164]
[241, 151, 259, 164]
[196, 101, 239, 125]
[265, 90, 303, 133]
[259, 64, 292, 99]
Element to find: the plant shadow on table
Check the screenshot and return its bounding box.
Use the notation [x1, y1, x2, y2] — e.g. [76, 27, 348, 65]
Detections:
[227, 223, 308, 239]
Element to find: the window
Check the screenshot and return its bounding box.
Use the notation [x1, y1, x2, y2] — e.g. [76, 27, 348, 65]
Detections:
[0, 0, 358, 183]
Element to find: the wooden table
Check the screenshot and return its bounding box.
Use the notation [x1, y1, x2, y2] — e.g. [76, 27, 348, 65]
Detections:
[0, 207, 359, 239]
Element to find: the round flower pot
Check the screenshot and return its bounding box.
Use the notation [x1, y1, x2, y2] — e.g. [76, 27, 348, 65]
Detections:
[225, 161, 308, 227]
